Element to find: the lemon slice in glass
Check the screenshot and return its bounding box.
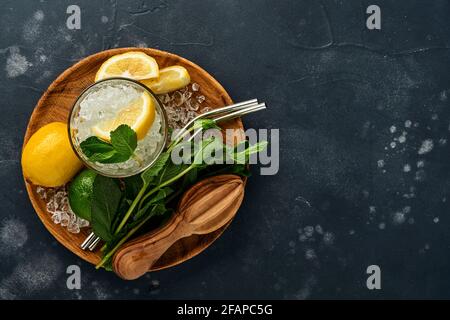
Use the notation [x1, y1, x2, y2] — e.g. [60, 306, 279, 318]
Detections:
[141, 65, 190, 94]
[95, 52, 159, 81]
[92, 91, 156, 141]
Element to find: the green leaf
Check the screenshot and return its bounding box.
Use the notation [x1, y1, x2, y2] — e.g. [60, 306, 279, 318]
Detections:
[141, 152, 170, 184]
[134, 187, 173, 221]
[80, 136, 114, 157]
[91, 175, 122, 242]
[123, 175, 144, 200]
[79, 125, 138, 164]
[110, 125, 137, 158]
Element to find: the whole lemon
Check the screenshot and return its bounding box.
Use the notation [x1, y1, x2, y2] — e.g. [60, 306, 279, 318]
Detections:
[22, 122, 83, 187]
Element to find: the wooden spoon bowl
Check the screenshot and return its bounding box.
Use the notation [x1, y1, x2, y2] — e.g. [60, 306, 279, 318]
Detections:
[23, 47, 245, 271]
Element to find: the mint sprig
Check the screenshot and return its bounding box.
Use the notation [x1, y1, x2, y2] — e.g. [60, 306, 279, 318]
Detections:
[80, 124, 138, 164]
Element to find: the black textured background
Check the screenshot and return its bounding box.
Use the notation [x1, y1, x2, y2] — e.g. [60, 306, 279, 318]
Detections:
[1, 0, 450, 299]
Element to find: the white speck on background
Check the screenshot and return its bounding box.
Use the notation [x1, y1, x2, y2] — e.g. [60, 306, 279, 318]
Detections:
[0, 253, 63, 299]
[101, 16, 109, 23]
[0, 218, 28, 255]
[23, 10, 44, 42]
[403, 164, 411, 172]
[5, 47, 32, 78]
[417, 160, 425, 168]
[415, 169, 426, 181]
[439, 138, 447, 146]
[294, 276, 316, 300]
[323, 232, 335, 245]
[431, 114, 439, 120]
[390, 142, 396, 148]
[392, 211, 406, 225]
[369, 206, 376, 213]
[303, 226, 314, 237]
[398, 135, 406, 143]
[433, 217, 439, 223]
[349, 229, 355, 235]
[314, 225, 323, 235]
[304, 248, 317, 260]
[390, 125, 397, 133]
[377, 160, 385, 168]
[418, 139, 434, 155]
[379, 222, 386, 230]
[404, 120, 412, 128]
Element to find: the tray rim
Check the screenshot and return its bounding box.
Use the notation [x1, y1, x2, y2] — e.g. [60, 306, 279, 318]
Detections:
[22, 47, 245, 271]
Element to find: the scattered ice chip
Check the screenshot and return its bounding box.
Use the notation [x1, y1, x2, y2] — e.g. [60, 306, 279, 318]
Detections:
[418, 139, 434, 155]
[431, 114, 439, 120]
[196, 95, 205, 104]
[37, 186, 89, 233]
[303, 226, 314, 237]
[377, 160, 385, 168]
[390, 142, 396, 148]
[349, 229, 355, 235]
[403, 164, 411, 172]
[439, 138, 447, 146]
[404, 120, 412, 128]
[433, 217, 439, 223]
[378, 222, 386, 230]
[101, 16, 109, 23]
[417, 160, 425, 168]
[398, 135, 406, 143]
[191, 83, 200, 91]
[390, 125, 397, 133]
[369, 206, 376, 213]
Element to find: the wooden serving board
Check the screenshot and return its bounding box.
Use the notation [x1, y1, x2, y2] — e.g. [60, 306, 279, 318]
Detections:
[22, 47, 244, 271]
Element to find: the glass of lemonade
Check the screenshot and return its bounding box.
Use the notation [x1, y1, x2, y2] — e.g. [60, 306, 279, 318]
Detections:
[69, 78, 168, 177]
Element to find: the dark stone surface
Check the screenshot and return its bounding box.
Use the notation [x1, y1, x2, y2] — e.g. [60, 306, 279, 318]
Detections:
[1, 0, 450, 299]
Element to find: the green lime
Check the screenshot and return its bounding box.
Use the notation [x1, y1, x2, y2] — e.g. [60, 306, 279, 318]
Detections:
[68, 169, 97, 221]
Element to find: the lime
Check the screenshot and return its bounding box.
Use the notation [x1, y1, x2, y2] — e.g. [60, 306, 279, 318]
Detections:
[68, 169, 97, 221]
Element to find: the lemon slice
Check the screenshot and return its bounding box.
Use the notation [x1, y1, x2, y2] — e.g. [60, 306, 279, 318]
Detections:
[95, 52, 159, 81]
[141, 65, 190, 94]
[92, 91, 156, 141]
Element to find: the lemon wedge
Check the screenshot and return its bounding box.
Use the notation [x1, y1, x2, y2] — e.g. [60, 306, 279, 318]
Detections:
[92, 91, 155, 141]
[141, 65, 190, 94]
[95, 52, 159, 81]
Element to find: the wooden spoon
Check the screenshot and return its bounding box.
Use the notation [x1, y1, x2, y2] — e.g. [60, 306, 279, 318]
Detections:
[113, 174, 245, 280]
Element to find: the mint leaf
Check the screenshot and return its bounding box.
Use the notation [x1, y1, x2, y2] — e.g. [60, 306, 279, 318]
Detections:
[91, 175, 122, 242]
[110, 125, 137, 158]
[79, 125, 138, 164]
[80, 136, 115, 157]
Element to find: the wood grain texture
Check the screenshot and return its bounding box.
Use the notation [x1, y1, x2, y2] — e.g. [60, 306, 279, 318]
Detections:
[113, 175, 245, 279]
[22, 47, 245, 270]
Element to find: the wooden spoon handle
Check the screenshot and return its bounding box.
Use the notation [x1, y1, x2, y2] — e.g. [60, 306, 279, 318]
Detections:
[113, 213, 190, 280]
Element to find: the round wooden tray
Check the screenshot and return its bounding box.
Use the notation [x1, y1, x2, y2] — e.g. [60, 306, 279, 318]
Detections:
[23, 47, 244, 271]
